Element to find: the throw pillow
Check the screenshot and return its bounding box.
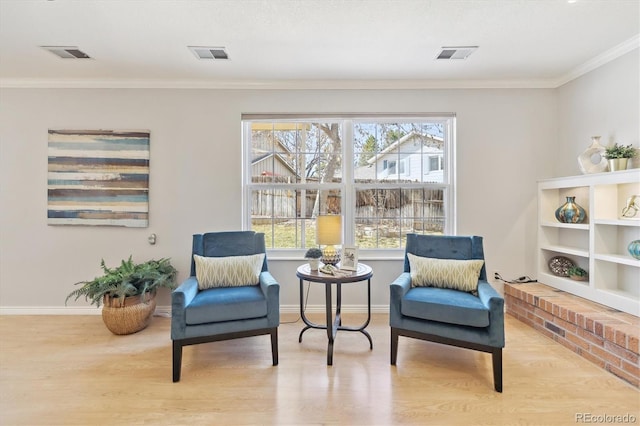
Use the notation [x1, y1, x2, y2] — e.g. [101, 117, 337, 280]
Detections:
[407, 253, 484, 292]
[194, 253, 265, 290]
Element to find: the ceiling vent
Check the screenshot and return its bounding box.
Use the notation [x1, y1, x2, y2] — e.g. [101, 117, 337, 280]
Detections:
[41, 46, 92, 59]
[435, 46, 478, 60]
[188, 46, 230, 60]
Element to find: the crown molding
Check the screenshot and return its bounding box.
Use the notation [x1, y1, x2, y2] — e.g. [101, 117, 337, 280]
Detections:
[554, 34, 640, 88]
[0, 77, 559, 90]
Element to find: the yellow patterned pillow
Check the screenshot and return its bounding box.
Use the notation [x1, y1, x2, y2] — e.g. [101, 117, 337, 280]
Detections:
[407, 253, 484, 292]
[194, 253, 265, 289]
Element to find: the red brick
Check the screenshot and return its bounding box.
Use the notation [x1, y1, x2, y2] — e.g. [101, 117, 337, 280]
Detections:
[614, 330, 627, 348]
[621, 359, 640, 378]
[567, 310, 576, 324]
[566, 332, 590, 350]
[534, 307, 554, 322]
[580, 349, 606, 369]
[576, 313, 586, 329]
[605, 342, 639, 365]
[586, 318, 595, 333]
[628, 335, 639, 354]
[605, 325, 616, 343]
[577, 327, 604, 347]
[553, 316, 577, 333]
[594, 322, 604, 337]
[555, 335, 579, 354]
[606, 364, 640, 388]
[590, 345, 622, 367]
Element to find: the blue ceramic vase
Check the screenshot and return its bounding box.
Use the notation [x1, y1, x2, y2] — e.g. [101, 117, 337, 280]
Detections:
[628, 240, 640, 260]
[555, 196, 587, 224]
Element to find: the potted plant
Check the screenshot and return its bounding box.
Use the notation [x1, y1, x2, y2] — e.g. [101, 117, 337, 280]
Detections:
[304, 248, 323, 271]
[65, 256, 177, 335]
[604, 143, 637, 171]
[567, 266, 588, 282]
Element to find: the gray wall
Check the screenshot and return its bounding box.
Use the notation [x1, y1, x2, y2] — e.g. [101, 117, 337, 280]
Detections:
[0, 49, 637, 313]
[556, 49, 640, 175]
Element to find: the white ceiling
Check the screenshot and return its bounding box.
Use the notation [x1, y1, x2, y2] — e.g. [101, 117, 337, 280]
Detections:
[0, 0, 638, 89]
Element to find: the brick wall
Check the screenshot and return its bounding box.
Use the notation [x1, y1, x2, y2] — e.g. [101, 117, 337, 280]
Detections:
[505, 283, 639, 388]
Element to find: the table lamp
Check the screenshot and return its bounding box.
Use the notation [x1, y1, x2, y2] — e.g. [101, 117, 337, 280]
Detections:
[316, 215, 342, 265]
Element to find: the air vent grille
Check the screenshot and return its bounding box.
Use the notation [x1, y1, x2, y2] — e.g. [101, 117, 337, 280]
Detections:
[436, 46, 478, 60]
[189, 46, 230, 60]
[41, 46, 92, 59]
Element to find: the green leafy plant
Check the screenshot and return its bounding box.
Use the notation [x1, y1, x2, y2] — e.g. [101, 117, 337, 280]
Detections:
[65, 256, 177, 307]
[304, 248, 323, 259]
[604, 143, 637, 159]
[567, 266, 588, 277]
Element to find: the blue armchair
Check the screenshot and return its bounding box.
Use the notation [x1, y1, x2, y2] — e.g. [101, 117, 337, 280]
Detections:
[390, 234, 505, 392]
[171, 231, 280, 382]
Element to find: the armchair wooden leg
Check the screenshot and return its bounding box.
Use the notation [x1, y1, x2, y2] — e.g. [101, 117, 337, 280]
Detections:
[270, 328, 279, 366]
[492, 348, 502, 393]
[173, 340, 182, 383]
[391, 327, 399, 365]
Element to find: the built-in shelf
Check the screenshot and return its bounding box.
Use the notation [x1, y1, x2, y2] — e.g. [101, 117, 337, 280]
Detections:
[538, 169, 640, 316]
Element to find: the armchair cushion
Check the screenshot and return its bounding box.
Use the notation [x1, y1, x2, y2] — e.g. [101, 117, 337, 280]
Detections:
[401, 286, 490, 327]
[194, 253, 265, 289]
[185, 285, 268, 325]
[407, 253, 484, 293]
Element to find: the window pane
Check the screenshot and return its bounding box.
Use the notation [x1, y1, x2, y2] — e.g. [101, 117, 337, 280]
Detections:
[250, 188, 341, 248]
[354, 122, 444, 184]
[245, 117, 452, 249]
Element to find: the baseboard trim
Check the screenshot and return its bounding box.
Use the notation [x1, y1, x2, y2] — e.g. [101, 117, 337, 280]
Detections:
[0, 304, 390, 316]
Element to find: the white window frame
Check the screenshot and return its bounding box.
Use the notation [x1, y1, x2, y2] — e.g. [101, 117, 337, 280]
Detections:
[242, 114, 456, 259]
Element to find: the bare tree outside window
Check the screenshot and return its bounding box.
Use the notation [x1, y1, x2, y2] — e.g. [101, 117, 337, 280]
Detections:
[243, 117, 453, 250]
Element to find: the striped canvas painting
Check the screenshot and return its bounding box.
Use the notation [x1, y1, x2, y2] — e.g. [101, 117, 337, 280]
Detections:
[48, 130, 150, 227]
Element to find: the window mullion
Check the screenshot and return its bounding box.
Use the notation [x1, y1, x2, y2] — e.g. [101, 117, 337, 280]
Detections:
[342, 120, 354, 246]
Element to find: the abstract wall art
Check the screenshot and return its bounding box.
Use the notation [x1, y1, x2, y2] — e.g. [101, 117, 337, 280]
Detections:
[47, 129, 150, 227]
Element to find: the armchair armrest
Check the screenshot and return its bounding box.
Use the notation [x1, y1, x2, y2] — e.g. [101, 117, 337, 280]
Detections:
[171, 276, 199, 339]
[477, 280, 504, 313]
[259, 271, 280, 326]
[389, 272, 411, 326]
[390, 272, 411, 297]
[477, 280, 505, 347]
[172, 276, 199, 308]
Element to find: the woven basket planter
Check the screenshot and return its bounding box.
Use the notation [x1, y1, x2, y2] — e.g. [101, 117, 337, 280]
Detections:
[101, 291, 157, 335]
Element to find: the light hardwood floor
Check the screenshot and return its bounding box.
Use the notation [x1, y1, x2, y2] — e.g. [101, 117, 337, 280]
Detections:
[1, 313, 638, 425]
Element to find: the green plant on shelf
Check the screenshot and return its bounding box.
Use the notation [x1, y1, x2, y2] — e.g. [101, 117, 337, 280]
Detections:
[604, 143, 637, 159]
[567, 266, 588, 279]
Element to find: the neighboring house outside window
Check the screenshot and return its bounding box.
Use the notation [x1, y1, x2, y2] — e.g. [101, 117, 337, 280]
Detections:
[242, 116, 455, 252]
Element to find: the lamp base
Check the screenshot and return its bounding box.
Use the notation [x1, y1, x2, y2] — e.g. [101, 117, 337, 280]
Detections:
[321, 252, 341, 266]
[321, 246, 341, 266]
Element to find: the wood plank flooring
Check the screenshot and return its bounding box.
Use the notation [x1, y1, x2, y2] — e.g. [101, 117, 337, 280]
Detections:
[1, 313, 638, 425]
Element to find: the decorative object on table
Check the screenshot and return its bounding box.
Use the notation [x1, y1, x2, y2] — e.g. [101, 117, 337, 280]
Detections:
[548, 256, 576, 277]
[48, 129, 150, 227]
[555, 196, 587, 224]
[65, 256, 177, 335]
[621, 195, 640, 219]
[304, 247, 323, 271]
[316, 214, 342, 265]
[567, 266, 588, 281]
[604, 143, 637, 172]
[628, 240, 640, 260]
[577, 136, 608, 174]
[341, 246, 359, 271]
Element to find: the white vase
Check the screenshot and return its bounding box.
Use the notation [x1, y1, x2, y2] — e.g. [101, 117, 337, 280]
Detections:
[308, 259, 320, 271]
[577, 136, 608, 174]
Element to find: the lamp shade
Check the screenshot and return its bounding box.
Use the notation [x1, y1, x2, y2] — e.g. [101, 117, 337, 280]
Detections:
[316, 215, 342, 245]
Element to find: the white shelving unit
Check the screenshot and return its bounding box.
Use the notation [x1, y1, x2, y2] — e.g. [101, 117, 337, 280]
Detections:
[538, 169, 640, 316]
